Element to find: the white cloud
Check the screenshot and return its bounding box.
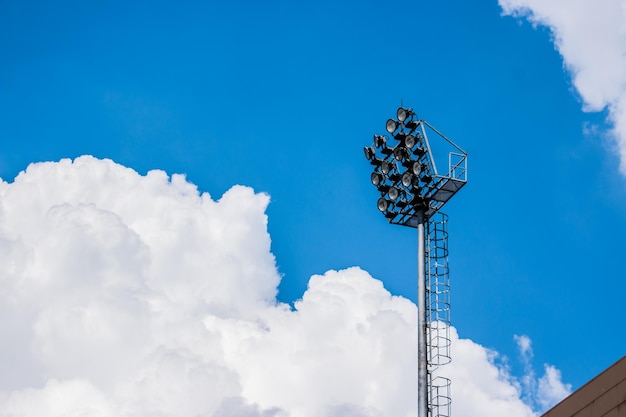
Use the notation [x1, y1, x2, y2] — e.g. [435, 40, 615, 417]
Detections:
[499, 0, 626, 174]
[0, 156, 568, 416]
[512, 334, 572, 413]
[514, 335, 532, 359]
[446, 330, 534, 417]
[1, 379, 113, 417]
[537, 365, 571, 411]
[514, 334, 537, 407]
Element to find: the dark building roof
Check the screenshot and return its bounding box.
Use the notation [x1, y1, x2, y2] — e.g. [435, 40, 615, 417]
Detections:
[541, 355, 626, 417]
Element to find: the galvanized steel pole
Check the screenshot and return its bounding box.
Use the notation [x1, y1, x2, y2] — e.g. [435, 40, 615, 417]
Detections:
[417, 210, 428, 417]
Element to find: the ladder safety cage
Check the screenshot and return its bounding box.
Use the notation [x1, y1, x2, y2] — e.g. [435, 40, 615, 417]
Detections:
[426, 212, 452, 417]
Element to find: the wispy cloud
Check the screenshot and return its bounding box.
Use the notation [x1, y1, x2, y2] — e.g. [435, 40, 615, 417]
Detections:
[537, 364, 572, 410]
[514, 334, 572, 413]
[499, 0, 626, 175]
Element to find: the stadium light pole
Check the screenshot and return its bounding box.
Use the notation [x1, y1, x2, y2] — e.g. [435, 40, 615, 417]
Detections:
[364, 107, 467, 417]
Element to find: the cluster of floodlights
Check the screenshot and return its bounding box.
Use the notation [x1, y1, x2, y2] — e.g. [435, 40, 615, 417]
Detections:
[364, 107, 433, 221]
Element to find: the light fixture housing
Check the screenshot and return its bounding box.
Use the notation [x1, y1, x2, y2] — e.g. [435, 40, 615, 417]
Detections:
[393, 147, 406, 161]
[371, 172, 383, 186]
[389, 172, 402, 182]
[381, 160, 393, 174]
[394, 132, 406, 142]
[402, 172, 413, 187]
[405, 134, 416, 148]
[384, 211, 398, 219]
[397, 107, 411, 122]
[380, 146, 394, 156]
[405, 120, 418, 130]
[388, 186, 400, 201]
[377, 198, 389, 212]
[413, 146, 426, 157]
[386, 119, 398, 134]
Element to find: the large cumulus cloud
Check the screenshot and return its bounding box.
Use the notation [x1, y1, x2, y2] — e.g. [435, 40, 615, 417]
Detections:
[0, 156, 567, 416]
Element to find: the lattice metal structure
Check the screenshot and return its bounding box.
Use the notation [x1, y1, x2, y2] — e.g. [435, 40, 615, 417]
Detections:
[364, 107, 467, 417]
[426, 213, 451, 417]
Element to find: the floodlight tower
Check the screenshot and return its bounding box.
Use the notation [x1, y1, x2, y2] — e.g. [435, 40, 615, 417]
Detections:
[364, 107, 467, 417]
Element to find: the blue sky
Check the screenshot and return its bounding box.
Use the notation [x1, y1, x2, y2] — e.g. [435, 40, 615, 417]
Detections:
[2, 0, 625, 398]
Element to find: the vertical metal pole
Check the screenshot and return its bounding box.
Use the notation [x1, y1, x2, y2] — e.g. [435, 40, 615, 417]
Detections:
[417, 210, 428, 417]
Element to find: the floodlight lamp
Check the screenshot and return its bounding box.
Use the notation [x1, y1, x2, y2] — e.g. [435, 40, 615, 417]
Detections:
[404, 134, 416, 148]
[386, 119, 399, 134]
[371, 172, 383, 186]
[402, 172, 413, 187]
[393, 147, 406, 161]
[388, 186, 400, 201]
[377, 197, 389, 212]
[364, 147, 375, 160]
[381, 161, 394, 174]
[374, 135, 386, 148]
[412, 161, 422, 175]
[397, 107, 412, 122]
